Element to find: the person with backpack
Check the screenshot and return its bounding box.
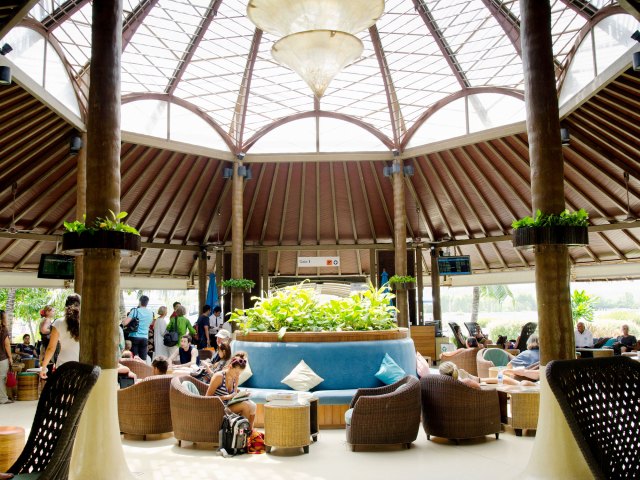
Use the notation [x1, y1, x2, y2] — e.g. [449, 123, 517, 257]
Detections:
[122, 295, 154, 361]
[173, 305, 196, 339]
[206, 352, 256, 430]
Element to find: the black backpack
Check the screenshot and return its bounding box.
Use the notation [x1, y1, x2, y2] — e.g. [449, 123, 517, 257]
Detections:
[219, 412, 251, 456]
[123, 308, 140, 338]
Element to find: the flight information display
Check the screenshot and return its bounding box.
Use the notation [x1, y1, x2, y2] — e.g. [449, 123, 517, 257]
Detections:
[437, 256, 472, 276]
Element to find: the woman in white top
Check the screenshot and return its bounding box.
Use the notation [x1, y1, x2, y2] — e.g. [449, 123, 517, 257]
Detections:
[153, 306, 170, 358]
[39, 294, 81, 379]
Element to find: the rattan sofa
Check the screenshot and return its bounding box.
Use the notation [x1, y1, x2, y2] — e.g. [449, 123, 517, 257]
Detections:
[420, 374, 501, 442]
[118, 374, 173, 437]
[120, 357, 153, 379]
[346, 375, 421, 451]
[170, 375, 226, 447]
[439, 347, 481, 376]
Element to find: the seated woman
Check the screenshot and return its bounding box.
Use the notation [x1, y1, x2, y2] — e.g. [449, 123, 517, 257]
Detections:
[508, 334, 540, 368]
[439, 361, 536, 389]
[208, 342, 231, 375]
[168, 335, 200, 367]
[441, 336, 481, 360]
[206, 352, 256, 430]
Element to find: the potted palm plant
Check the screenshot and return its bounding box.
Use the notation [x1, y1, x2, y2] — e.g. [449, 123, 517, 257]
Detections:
[62, 210, 141, 256]
[388, 275, 416, 291]
[512, 209, 589, 249]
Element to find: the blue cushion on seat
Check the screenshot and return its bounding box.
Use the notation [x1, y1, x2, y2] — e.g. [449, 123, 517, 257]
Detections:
[603, 338, 616, 348]
[374, 353, 406, 385]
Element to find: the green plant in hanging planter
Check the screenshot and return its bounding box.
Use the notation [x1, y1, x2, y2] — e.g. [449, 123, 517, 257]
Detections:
[388, 275, 416, 285]
[511, 208, 589, 230]
[63, 210, 140, 235]
[512, 209, 589, 248]
[221, 278, 256, 291]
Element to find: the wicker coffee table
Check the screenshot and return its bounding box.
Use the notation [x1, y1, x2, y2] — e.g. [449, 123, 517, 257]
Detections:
[264, 401, 311, 454]
[497, 385, 540, 436]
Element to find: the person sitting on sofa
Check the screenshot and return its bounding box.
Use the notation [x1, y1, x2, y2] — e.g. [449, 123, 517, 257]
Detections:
[440, 336, 481, 360]
[439, 361, 536, 389]
[508, 334, 540, 368]
[207, 342, 231, 375]
[206, 352, 256, 429]
[574, 321, 594, 348]
[614, 324, 638, 354]
[169, 335, 200, 367]
[15, 334, 37, 359]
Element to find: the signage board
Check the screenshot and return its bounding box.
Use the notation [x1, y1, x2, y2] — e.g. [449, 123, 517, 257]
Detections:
[297, 256, 340, 268]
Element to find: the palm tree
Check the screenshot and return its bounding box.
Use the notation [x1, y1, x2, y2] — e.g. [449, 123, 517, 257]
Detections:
[470, 285, 514, 323]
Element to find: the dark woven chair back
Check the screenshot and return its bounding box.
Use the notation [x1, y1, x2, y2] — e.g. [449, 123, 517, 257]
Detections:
[515, 322, 537, 352]
[546, 357, 640, 480]
[464, 322, 481, 337]
[449, 322, 466, 348]
[198, 349, 214, 361]
[9, 361, 100, 479]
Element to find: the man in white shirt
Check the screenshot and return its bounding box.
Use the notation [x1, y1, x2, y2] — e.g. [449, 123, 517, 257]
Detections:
[209, 306, 224, 346]
[575, 321, 594, 348]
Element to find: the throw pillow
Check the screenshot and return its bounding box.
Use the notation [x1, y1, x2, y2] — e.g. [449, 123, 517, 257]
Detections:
[238, 360, 253, 386]
[182, 380, 200, 396]
[281, 360, 324, 391]
[344, 408, 354, 426]
[375, 353, 406, 385]
[416, 352, 430, 378]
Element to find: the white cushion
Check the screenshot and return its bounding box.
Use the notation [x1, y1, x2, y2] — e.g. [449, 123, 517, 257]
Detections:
[182, 381, 200, 396]
[281, 360, 324, 392]
[238, 361, 253, 386]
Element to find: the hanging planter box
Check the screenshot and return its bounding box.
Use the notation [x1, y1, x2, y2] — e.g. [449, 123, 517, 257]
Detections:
[513, 226, 589, 249]
[389, 281, 416, 291]
[62, 231, 141, 256]
[224, 286, 252, 294]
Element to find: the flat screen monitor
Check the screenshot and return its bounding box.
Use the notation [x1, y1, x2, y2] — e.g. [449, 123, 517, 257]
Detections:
[437, 255, 472, 276]
[38, 254, 75, 280]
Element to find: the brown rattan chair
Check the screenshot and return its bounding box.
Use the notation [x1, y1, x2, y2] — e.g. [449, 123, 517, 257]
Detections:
[515, 322, 537, 353]
[346, 375, 421, 451]
[448, 322, 466, 348]
[440, 347, 480, 376]
[8, 361, 100, 479]
[421, 374, 500, 443]
[546, 357, 640, 480]
[118, 374, 173, 438]
[198, 349, 214, 361]
[170, 375, 226, 447]
[119, 357, 153, 379]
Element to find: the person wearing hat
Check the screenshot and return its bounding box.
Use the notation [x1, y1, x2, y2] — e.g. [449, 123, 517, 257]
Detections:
[211, 329, 231, 364]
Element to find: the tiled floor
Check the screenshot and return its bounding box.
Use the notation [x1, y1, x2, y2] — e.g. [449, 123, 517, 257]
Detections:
[0, 400, 535, 480]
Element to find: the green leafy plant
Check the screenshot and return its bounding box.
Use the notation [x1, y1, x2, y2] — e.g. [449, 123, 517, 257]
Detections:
[571, 289, 598, 324]
[221, 278, 256, 291]
[388, 275, 416, 285]
[511, 209, 589, 230]
[63, 211, 139, 235]
[229, 283, 397, 337]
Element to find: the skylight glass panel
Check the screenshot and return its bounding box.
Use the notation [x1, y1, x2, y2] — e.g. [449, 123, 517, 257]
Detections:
[48, 3, 92, 73]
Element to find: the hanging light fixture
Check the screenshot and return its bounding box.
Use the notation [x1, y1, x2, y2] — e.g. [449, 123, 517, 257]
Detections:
[247, 0, 384, 98]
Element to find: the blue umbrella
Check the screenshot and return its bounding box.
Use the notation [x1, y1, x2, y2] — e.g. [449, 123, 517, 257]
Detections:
[205, 273, 219, 308]
[381, 269, 389, 288]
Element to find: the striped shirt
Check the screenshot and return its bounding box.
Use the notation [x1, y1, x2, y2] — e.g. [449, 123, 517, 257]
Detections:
[214, 371, 236, 404]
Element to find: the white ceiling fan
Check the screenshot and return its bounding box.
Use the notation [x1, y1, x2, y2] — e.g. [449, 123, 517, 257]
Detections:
[0, 183, 37, 234]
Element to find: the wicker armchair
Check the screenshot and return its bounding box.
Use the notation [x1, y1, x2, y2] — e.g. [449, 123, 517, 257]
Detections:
[118, 374, 173, 437]
[476, 348, 515, 378]
[346, 376, 421, 451]
[170, 375, 226, 447]
[449, 322, 466, 348]
[8, 361, 100, 479]
[546, 357, 640, 480]
[515, 322, 537, 353]
[440, 347, 480, 376]
[120, 358, 153, 379]
[420, 374, 501, 443]
[198, 349, 214, 361]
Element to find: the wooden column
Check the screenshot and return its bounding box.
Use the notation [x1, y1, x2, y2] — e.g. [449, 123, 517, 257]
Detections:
[74, 132, 87, 297]
[70, 2, 134, 478]
[260, 251, 269, 294]
[392, 156, 408, 327]
[369, 249, 377, 287]
[430, 246, 442, 334]
[416, 246, 423, 325]
[231, 156, 244, 311]
[522, 2, 591, 478]
[521, 0, 573, 365]
[198, 248, 207, 311]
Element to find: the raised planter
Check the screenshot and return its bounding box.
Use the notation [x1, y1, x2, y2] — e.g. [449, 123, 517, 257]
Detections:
[390, 282, 416, 291]
[513, 226, 588, 249]
[62, 231, 141, 256]
[224, 286, 252, 295]
[235, 328, 409, 343]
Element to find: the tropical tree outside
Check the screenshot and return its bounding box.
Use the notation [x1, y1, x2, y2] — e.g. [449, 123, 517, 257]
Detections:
[0, 288, 71, 340]
[571, 289, 598, 325]
[470, 285, 515, 323]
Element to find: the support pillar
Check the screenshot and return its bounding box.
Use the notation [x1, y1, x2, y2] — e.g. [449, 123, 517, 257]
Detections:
[416, 246, 423, 325]
[369, 249, 377, 287]
[69, 2, 134, 478]
[74, 132, 87, 297]
[260, 251, 269, 294]
[198, 248, 207, 311]
[520, 1, 590, 478]
[392, 155, 408, 327]
[430, 246, 442, 334]
[231, 156, 244, 311]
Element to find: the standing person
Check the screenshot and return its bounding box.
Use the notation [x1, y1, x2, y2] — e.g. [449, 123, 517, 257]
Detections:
[168, 335, 200, 367]
[209, 305, 223, 346]
[39, 294, 81, 379]
[38, 305, 55, 363]
[195, 305, 211, 350]
[123, 295, 154, 361]
[174, 305, 196, 340]
[153, 306, 171, 359]
[170, 302, 181, 319]
[0, 310, 13, 404]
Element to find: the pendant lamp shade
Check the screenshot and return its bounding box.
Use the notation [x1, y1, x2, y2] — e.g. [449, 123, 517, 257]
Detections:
[0, 65, 11, 85]
[247, 0, 384, 37]
[272, 30, 363, 98]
